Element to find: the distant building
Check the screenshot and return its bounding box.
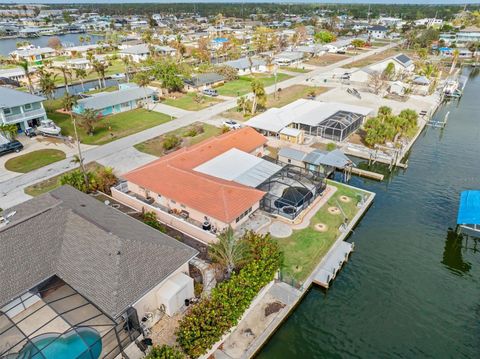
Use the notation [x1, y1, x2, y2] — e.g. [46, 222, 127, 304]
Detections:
[222, 57, 267, 75]
[273, 51, 304, 66]
[184, 73, 225, 91]
[0, 87, 47, 131]
[367, 25, 388, 39]
[9, 47, 55, 64]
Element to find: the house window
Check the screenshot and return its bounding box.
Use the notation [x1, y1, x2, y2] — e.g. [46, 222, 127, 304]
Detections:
[4, 108, 11, 115]
[24, 104, 32, 111]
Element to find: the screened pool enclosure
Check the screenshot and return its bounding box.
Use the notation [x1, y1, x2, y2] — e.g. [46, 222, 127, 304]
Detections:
[0, 276, 141, 359]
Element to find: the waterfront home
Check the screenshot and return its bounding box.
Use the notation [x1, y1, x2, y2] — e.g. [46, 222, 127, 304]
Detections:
[113, 128, 277, 242]
[273, 51, 304, 66]
[223, 57, 267, 75]
[456, 26, 480, 45]
[62, 44, 108, 57]
[245, 99, 373, 142]
[367, 25, 388, 39]
[73, 84, 155, 116]
[0, 185, 197, 359]
[0, 87, 47, 132]
[184, 73, 225, 91]
[9, 46, 55, 64]
[119, 44, 151, 63]
[52, 58, 92, 70]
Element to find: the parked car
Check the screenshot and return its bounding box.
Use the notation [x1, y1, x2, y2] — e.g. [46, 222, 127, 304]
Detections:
[25, 127, 37, 138]
[202, 89, 218, 97]
[222, 120, 241, 130]
[0, 141, 23, 156]
[339, 72, 351, 80]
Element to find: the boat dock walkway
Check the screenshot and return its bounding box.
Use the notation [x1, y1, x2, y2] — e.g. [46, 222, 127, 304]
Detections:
[312, 241, 354, 288]
[350, 167, 384, 181]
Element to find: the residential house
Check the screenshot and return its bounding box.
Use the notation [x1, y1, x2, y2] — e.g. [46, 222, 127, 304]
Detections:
[456, 26, 480, 45]
[184, 73, 225, 91]
[0, 87, 47, 131]
[273, 51, 304, 66]
[0, 67, 36, 85]
[112, 128, 277, 243]
[9, 47, 56, 64]
[73, 84, 155, 116]
[350, 53, 415, 83]
[119, 44, 151, 63]
[367, 25, 388, 39]
[222, 57, 267, 75]
[0, 185, 197, 358]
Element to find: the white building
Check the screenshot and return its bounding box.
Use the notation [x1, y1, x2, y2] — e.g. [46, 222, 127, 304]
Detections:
[0, 87, 47, 131]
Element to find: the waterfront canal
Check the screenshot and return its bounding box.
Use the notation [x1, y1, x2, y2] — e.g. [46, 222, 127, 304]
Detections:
[258, 68, 480, 359]
[0, 33, 104, 56]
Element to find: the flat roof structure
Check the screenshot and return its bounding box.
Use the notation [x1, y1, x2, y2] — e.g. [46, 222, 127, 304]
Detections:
[194, 148, 282, 188]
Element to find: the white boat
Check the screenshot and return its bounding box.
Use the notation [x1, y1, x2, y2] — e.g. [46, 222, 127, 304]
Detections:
[443, 80, 458, 95]
[37, 119, 62, 136]
[110, 73, 125, 79]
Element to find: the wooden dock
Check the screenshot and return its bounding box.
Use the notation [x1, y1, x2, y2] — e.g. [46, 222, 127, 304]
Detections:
[350, 167, 384, 181]
[312, 241, 355, 288]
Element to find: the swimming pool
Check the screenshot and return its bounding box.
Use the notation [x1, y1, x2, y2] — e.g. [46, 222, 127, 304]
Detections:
[18, 327, 102, 359]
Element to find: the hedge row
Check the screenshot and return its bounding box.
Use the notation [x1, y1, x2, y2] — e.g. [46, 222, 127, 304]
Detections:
[175, 232, 281, 358]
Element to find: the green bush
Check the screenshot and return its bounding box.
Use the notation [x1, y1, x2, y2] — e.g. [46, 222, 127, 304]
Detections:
[59, 167, 117, 194]
[326, 142, 336, 151]
[163, 134, 181, 151]
[176, 232, 281, 358]
[145, 345, 184, 359]
[142, 211, 167, 233]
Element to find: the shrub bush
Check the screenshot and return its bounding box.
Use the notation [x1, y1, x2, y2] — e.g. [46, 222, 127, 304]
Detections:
[163, 134, 181, 151]
[176, 232, 281, 358]
[60, 166, 117, 194]
[145, 345, 184, 359]
[142, 211, 167, 233]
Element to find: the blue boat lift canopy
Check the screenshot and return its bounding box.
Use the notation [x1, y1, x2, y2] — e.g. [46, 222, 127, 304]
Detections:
[457, 191, 480, 225]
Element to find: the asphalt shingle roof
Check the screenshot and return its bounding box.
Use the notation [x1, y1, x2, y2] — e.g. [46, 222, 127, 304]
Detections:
[77, 86, 155, 111]
[0, 87, 45, 108]
[0, 185, 197, 318]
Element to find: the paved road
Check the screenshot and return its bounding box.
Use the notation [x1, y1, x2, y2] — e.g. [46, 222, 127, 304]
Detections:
[0, 41, 400, 209]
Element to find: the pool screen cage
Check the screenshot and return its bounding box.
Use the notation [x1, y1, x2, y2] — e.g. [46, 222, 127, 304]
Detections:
[0, 276, 141, 359]
[258, 160, 327, 220]
[298, 111, 364, 142]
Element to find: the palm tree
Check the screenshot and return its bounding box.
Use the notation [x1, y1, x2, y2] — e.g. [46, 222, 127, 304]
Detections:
[78, 108, 99, 135]
[57, 65, 72, 94]
[134, 71, 152, 110]
[209, 227, 249, 279]
[250, 78, 266, 114]
[62, 94, 88, 190]
[122, 56, 130, 82]
[18, 59, 34, 94]
[91, 60, 108, 88]
[450, 49, 460, 74]
[38, 68, 57, 99]
[74, 68, 87, 92]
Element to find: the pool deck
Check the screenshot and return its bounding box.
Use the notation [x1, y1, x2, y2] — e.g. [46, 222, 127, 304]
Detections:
[212, 182, 376, 358]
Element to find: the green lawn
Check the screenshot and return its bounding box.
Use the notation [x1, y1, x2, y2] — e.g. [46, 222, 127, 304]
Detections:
[280, 66, 311, 73]
[216, 73, 292, 97]
[134, 123, 222, 157]
[266, 85, 330, 108]
[50, 109, 173, 146]
[277, 181, 370, 284]
[162, 92, 222, 111]
[24, 162, 103, 197]
[5, 149, 66, 173]
[53, 59, 125, 86]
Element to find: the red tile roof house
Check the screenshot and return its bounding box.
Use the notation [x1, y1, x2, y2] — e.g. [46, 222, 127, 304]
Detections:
[111, 128, 271, 244]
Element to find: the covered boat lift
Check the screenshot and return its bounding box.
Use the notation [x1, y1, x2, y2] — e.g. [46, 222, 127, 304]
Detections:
[457, 190, 480, 237]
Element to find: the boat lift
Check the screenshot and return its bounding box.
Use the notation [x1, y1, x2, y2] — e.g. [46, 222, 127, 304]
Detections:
[427, 111, 450, 128]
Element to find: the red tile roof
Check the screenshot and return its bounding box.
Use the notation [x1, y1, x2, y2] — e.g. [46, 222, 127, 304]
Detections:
[124, 127, 268, 223]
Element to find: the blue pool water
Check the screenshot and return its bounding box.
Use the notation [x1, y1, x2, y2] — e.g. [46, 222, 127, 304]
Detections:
[19, 327, 102, 359]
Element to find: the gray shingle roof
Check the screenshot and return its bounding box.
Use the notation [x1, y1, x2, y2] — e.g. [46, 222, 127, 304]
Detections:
[184, 73, 225, 87]
[77, 86, 155, 111]
[223, 57, 266, 70]
[0, 185, 197, 318]
[0, 87, 45, 108]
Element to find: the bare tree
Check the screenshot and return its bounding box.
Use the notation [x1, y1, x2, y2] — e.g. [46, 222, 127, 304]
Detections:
[368, 71, 386, 95]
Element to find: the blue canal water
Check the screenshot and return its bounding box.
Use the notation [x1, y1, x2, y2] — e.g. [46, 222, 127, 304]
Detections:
[0, 34, 104, 56]
[257, 68, 480, 359]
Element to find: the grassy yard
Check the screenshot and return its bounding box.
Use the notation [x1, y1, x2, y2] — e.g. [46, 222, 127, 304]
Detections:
[134, 122, 222, 157]
[162, 92, 222, 111]
[24, 162, 104, 197]
[277, 181, 370, 284]
[266, 85, 330, 108]
[307, 54, 350, 67]
[216, 73, 292, 97]
[49, 109, 173, 146]
[280, 66, 311, 73]
[52, 59, 125, 86]
[5, 149, 66, 173]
